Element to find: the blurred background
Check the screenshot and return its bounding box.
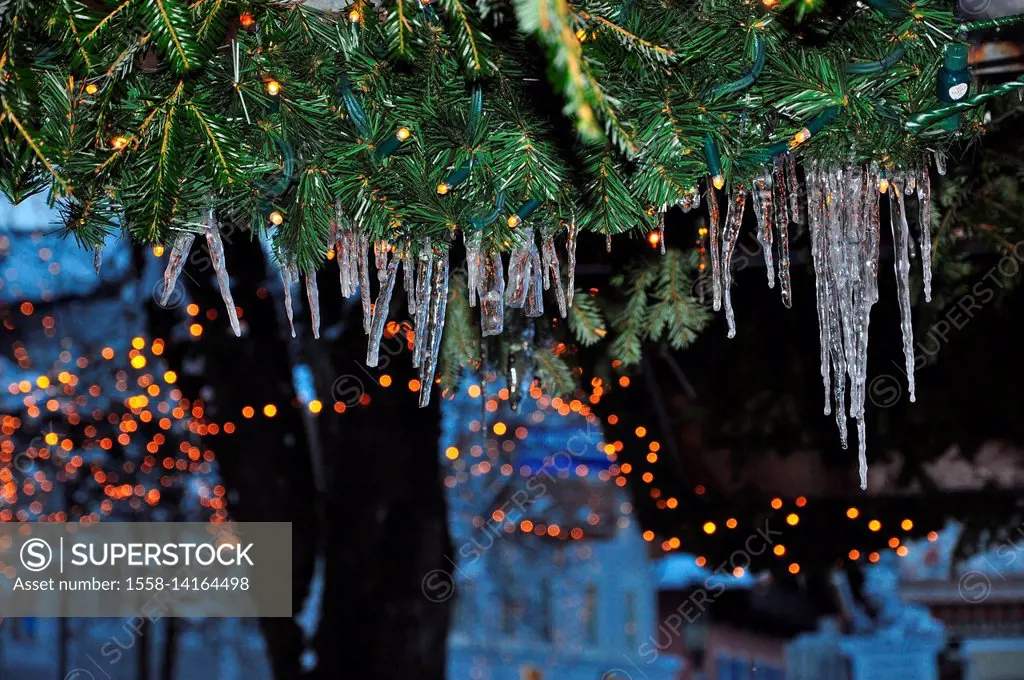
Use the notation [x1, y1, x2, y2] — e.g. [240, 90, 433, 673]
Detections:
[4, 4, 1024, 680]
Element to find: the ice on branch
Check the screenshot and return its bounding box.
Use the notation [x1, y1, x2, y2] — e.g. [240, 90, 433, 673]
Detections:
[367, 249, 399, 367]
[203, 210, 241, 338]
[160, 232, 194, 307]
[418, 248, 450, 408]
[751, 172, 775, 290]
[305, 271, 321, 340]
[479, 248, 505, 336]
[413, 239, 434, 369]
[720, 185, 747, 339]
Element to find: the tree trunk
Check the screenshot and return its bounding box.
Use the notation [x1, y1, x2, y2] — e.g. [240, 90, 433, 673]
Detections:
[162, 233, 452, 679]
[303, 279, 453, 680]
[162, 234, 317, 679]
[161, 618, 178, 680]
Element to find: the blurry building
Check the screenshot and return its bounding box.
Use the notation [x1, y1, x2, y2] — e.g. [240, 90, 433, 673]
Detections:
[654, 555, 817, 680]
[440, 376, 681, 680]
[900, 521, 1024, 680]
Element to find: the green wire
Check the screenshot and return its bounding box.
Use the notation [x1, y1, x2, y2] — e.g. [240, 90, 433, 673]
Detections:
[844, 43, 905, 74]
[710, 35, 766, 100]
[906, 75, 1024, 134]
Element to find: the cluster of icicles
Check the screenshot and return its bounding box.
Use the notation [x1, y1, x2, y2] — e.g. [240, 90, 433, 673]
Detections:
[708, 156, 933, 489]
[156, 202, 582, 408]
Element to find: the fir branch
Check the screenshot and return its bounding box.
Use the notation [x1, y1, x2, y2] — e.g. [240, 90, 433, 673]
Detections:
[437, 0, 494, 76]
[567, 289, 606, 346]
[533, 346, 576, 396]
[384, 0, 416, 60]
[1, 97, 71, 196]
[576, 10, 675, 62]
[83, 0, 135, 42]
[610, 263, 654, 365]
[96, 80, 183, 174]
[184, 100, 238, 185]
[648, 249, 708, 350]
[141, 0, 200, 73]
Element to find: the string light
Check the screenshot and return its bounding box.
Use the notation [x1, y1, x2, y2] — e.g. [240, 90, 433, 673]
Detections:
[791, 128, 811, 146]
[868, 519, 881, 532]
[712, 174, 725, 190]
[507, 215, 522, 228]
[85, 84, 99, 95]
[901, 518, 913, 530]
[436, 183, 450, 195]
[647, 230, 661, 248]
[878, 176, 890, 193]
[265, 80, 281, 96]
[111, 136, 129, 150]
[702, 521, 716, 535]
[396, 127, 411, 141]
[269, 211, 284, 225]
[348, 8, 360, 21]
[239, 11, 255, 27]
[846, 507, 859, 519]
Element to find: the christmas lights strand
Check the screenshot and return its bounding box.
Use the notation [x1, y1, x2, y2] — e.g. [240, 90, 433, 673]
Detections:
[710, 35, 766, 100]
[843, 42, 905, 74]
[962, 13, 1024, 32]
[905, 74, 1024, 133]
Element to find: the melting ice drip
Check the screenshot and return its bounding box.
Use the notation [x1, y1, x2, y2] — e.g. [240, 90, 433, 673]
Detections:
[710, 157, 933, 489]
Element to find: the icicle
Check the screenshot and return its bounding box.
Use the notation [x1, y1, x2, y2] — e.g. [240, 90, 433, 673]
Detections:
[160, 232, 195, 306]
[566, 219, 578, 309]
[858, 165, 881, 490]
[413, 239, 434, 368]
[373, 240, 389, 276]
[93, 244, 103, 275]
[916, 167, 933, 303]
[305, 271, 321, 340]
[720, 185, 747, 339]
[772, 157, 793, 308]
[806, 164, 831, 415]
[280, 261, 297, 338]
[933, 150, 946, 176]
[333, 201, 358, 299]
[658, 211, 666, 255]
[690, 187, 701, 211]
[358, 232, 372, 334]
[785, 153, 804, 224]
[505, 229, 533, 308]
[606, 234, 612, 252]
[507, 347, 521, 412]
[823, 167, 849, 449]
[707, 183, 723, 311]
[344, 229, 359, 297]
[751, 172, 775, 290]
[525, 242, 544, 318]
[401, 246, 417, 315]
[479, 249, 505, 336]
[418, 248, 450, 408]
[464, 230, 482, 308]
[889, 175, 917, 403]
[541, 235, 567, 318]
[857, 418, 868, 490]
[507, 324, 534, 413]
[366, 256, 399, 367]
[203, 209, 241, 337]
